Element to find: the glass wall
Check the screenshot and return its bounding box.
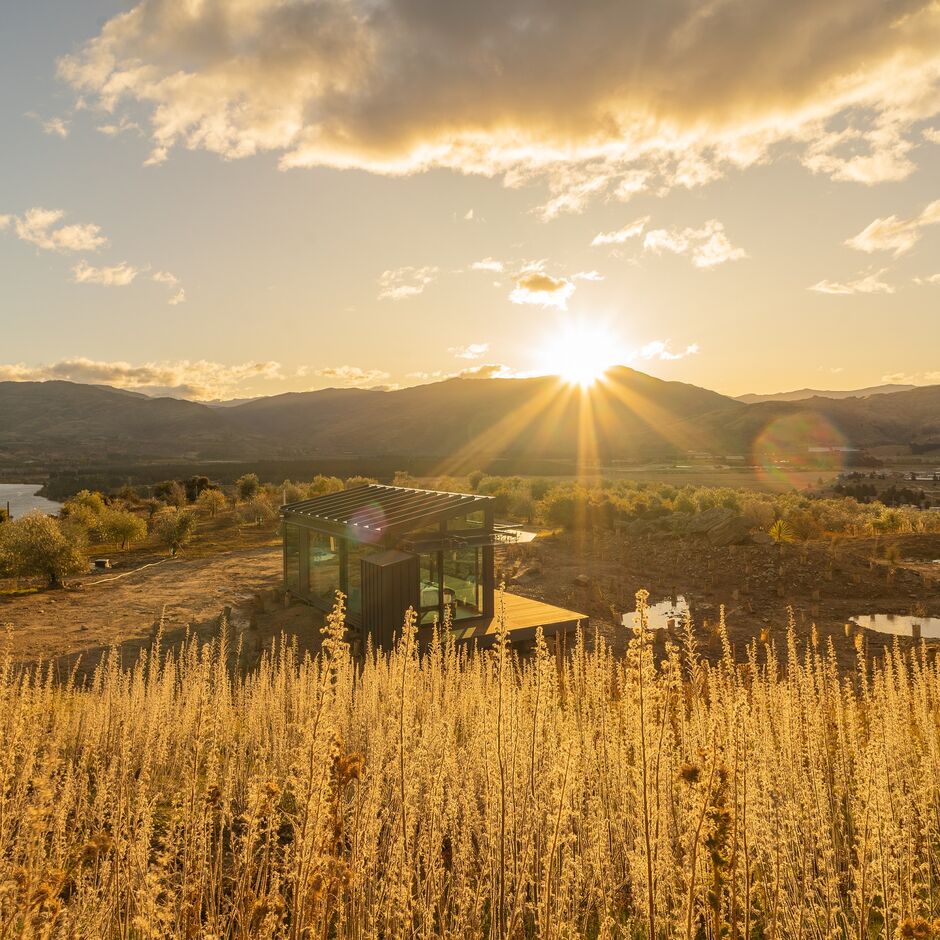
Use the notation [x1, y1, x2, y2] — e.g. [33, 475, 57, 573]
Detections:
[419, 552, 442, 624]
[446, 510, 485, 531]
[444, 547, 481, 620]
[345, 540, 376, 620]
[284, 523, 302, 593]
[308, 531, 340, 607]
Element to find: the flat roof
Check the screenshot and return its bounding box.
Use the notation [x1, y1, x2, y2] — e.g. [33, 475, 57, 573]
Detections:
[281, 484, 492, 539]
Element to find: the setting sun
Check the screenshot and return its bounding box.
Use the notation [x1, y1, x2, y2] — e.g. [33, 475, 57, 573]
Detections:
[538, 321, 622, 388]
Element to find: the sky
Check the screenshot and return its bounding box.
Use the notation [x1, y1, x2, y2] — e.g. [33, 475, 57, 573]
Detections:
[1, 0, 939, 401]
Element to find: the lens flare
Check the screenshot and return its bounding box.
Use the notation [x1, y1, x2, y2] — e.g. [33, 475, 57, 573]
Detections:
[752, 412, 849, 489]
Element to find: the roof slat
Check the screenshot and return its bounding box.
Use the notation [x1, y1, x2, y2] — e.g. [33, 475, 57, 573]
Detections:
[282, 484, 491, 536]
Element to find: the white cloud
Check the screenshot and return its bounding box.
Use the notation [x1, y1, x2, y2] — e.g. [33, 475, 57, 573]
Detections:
[573, 270, 604, 281]
[809, 269, 895, 294]
[377, 265, 438, 300]
[470, 258, 504, 273]
[72, 260, 140, 286]
[58, 0, 940, 214]
[914, 272, 940, 285]
[408, 363, 521, 383]
[846, 199, 940, 257]
[4, 207, 108, 253]
[463, 209, 474, 221]
[0, 215, 10, 230]
[315, 365, 392, 387]
[42, 117, 70, 138]
[643, 220, 746, 269]
[168, 288, 186, 305]
[591, 217, 649, 246]
[0, 358, 283, 400]
[448, 342, 490, 360]
[97, 116, 140, 136]
[881, 370, 940, 385]
[925, 128, 940, 144]
[152, 270, 187, 304]
[509, 270, 576, 310]
[635, 341, 700, 361]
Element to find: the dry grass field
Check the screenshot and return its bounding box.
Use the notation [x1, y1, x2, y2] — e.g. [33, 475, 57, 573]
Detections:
[3, 593, 940, 938]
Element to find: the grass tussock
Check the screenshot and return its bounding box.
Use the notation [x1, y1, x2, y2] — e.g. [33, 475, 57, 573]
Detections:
[2, 594, 940, 938]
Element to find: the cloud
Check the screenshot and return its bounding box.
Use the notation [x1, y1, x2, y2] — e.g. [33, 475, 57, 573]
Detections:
[809, 269, 895, 294]
[914, 272, 940, 285]
[152, 270, 187, 304]
[408, 363, 520, 383]
[72, 260, 140, 286]
[449, 343, 490, 360]
[635, 341, 700, 361]
[377, 265, 438, 300]
[315, 365, 392, 387]
[470, 258, 504, 273]
[0, 358, 283, 400]
[42, 117, 70, 138]
[97, 116, 140, 136]
[0, 215, 10, 231]
[592, 217, 649, 246]
[881, 371, 940, 385]
[846, 199, 940, 256]
[4, 207, 108, 253]
[59, 0, 940, 212]
[642, 220, 746, 269]
[509, 270, 576, 310]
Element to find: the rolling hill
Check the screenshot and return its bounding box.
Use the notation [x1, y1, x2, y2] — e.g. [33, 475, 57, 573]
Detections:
[2, 372, 938, 468]
[736, 384, 916, 404]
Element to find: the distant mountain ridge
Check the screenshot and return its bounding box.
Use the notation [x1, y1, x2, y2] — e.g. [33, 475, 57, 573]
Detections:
[1, 372, 938, 467]
[736, 384, 916, 404]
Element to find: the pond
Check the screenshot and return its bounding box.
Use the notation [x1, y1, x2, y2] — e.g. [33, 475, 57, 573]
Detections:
[851, 613, 940, 639]
[622, 595, 690, 631]
[0, 483, 62, 518]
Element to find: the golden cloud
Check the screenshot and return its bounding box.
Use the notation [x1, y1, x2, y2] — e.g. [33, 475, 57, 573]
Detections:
[59, 0, 940, 210]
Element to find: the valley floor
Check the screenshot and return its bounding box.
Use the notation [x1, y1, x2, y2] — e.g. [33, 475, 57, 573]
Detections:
[2, 528, 939, 675]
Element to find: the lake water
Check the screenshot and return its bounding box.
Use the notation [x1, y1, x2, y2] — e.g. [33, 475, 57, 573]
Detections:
[851, 613, 940, 639]
[622, 595, 690, 631]
[0, 483, 62, 518]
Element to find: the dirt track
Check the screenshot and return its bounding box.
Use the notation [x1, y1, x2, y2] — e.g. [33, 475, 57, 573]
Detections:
[1, 545, 285, 670]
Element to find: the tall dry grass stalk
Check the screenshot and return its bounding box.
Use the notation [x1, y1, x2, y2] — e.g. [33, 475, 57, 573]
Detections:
[2, 593, 940, 938]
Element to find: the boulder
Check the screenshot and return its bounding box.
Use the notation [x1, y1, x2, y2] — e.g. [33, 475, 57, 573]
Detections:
[686, 506, 737, 535]
[574, 574, 590, 587]
[707, 515, 752, 547]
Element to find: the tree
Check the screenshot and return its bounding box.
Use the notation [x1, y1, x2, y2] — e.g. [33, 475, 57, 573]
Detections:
[344, 475, 378, 490]
[100, 508, 147, 550]
[236, 495, 277, 527]
[152, 480, 188, 506]
[62, 489, 107, 535]
[467, 470, 485, 492]
[185, 475, 212, 502]
[0, 510, 87, 586]
[235, 473, 261, 502]
[152, 508, 198, 555]
[197, 488, 228, 517]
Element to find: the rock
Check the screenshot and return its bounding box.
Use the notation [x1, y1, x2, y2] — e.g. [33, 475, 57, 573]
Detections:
[750, 530, 775, 547]
[574, 574, 590, 587]
[512, 565, 541, 584]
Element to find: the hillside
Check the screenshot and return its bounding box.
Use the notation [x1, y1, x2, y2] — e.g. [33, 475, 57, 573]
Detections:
[736, 384, 916, 404]
[2, 374, 938, 468]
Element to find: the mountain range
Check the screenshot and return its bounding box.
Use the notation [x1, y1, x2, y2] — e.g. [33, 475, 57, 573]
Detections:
[2, 370, 938, 468]
[735, 384, 917, 404]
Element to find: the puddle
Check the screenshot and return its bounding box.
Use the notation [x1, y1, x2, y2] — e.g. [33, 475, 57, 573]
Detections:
[622, 595, 690, 631]
[850, 613, 940, 639]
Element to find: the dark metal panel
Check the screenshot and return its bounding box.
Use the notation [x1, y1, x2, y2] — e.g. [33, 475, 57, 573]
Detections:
[361, 549, 419, 650]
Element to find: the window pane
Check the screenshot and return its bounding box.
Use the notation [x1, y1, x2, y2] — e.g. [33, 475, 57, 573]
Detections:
[285, 524, 301, 593]
[345, 540, 376, 619]
[419, 552, 441, 625]
[444, 548, 481, 620]
[308, 531, 340, 607]
[446, 510, 485, 531]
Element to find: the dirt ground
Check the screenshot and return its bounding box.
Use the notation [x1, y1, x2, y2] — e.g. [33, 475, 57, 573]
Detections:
[2, 529, 939, 677]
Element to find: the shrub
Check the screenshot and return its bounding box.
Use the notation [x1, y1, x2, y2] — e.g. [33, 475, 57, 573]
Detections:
[308, 474, 344, 496]
[152, 508, 198, 555]
[152, 480, 188, 506]
[0, 510, 87, 585]
[344, 475, 379, 490]
[467, 470, 485, 491]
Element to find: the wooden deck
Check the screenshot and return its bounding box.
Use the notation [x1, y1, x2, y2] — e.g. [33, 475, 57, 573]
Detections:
[419, 592, 588, 648]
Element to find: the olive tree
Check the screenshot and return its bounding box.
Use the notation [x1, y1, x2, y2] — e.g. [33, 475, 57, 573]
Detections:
[0, 511, 87, 586]
[235, 473, 261, 502]
[152, 508, 198, 555]
[197, 488, 228, 517]
[101, 508, 148, 550]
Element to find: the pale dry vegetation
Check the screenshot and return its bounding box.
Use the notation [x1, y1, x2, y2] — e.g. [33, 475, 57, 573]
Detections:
[2, 594, 940, 938]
